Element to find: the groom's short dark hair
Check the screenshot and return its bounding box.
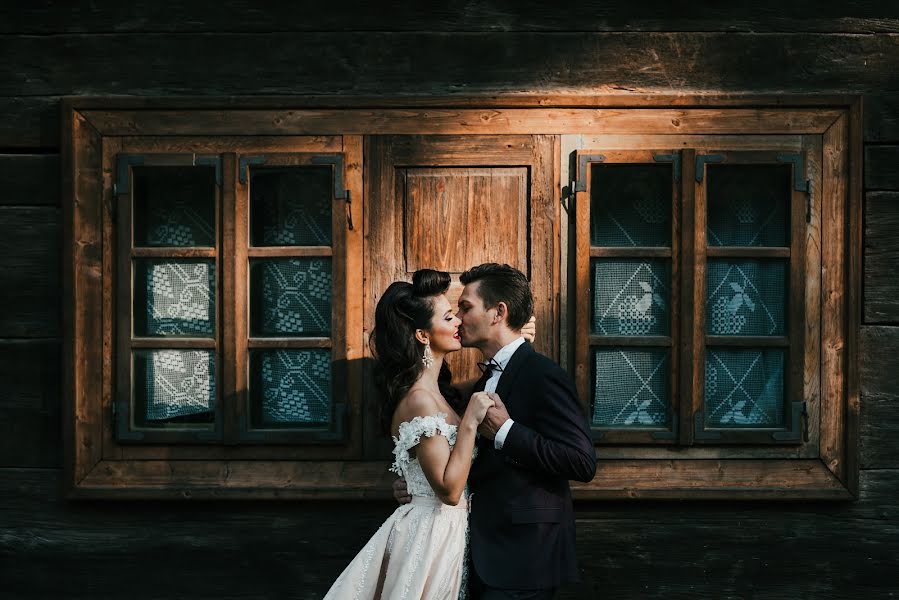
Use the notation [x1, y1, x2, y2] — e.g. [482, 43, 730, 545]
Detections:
[460, 263, 533, 330]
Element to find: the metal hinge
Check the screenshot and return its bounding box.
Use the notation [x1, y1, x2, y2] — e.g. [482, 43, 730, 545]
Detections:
[345, 189, 354, 230]
[238, 155, 267, 184]
[695, 154, 725, 183]
[776, 154, 812, 223]
[653, 153, 682, 182]
[114, 154, 145, 196]
[574, 154, 606, 192]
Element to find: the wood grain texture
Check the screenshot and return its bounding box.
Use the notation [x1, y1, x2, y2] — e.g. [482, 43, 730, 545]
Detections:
[3, 468, 896, 599]
[80, 108, 841, 137]
[0, 155, 59, 206]
[864, 145, 899, 190]
[859, 326, 899, 469]
[864, 192, 899, 322]
[864, 94, 899, 142]
[4, 2, 899, 34]
[0, 97, 860, 150]
[803, 136, 823, 457]
[1, 34, 898, 98]
[0, 341, 60, 467]
[0, 207, 61, 337]
[66, 111, 105, 487]
[820, 116, 849, 484]
[403, 167, 527, 272]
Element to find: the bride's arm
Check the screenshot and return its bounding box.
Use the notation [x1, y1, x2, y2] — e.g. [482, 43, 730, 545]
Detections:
[405, 391, 493, 506]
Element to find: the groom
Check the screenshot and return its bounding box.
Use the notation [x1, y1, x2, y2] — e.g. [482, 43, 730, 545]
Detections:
[396, 263, 597, 599]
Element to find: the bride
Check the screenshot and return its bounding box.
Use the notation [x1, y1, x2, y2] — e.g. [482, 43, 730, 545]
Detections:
[323, 269, 534, 599]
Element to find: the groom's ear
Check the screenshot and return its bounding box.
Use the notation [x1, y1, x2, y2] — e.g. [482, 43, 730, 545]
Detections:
[493, 301, 508, 324]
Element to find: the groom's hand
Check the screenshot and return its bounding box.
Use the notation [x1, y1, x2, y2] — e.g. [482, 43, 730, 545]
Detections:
[478, 393, 510, 440]
[392, 477, 411, 505]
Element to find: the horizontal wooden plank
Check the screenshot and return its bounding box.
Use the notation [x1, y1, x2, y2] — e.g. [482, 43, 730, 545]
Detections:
[864, 192, 899, 322]
[705, 335, 791, 347]
[3, 3, 899, 34]
[590, 247, 671, 257]
[0, 97, 60, 148]
[247, 246, 333, 258]
[131, 247, 216, 258]
[0, 341, 60, 468]
[864, 146, 899, 189]
[569, 471, 899, 599]
[1, 33, 897, 98]
[859, 326, 899, 469]
[864, 94, 899, 142]
[590, 335, 671, 347]
[0, 95, 854, 150]
[0, 207, 61, 337]
[705, 246, 790, 258]
[129, 338, 216, 349]
[570, 459, 850, 500]
[80, 108, 841, 136]
[0, 155, 59, 206]
[2, 468, 896, 599]
[67, 457, 851, 500]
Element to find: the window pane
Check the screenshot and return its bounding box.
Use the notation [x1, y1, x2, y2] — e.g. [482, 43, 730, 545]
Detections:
[590, 164, 672, 247]
[707, 164, 790, 247]
[705, 349, 785, 428]
[250, 258, 332, 336]
[133, 349, 215, 427]
[134, 260, 215, 337]
[250, 166, 332, 246]
[592, 348, 670, 427]
[592, 259, 670, 336]
[249, 349, 331, 427]
[706, 260, 786, 336]
[133, 166, 216, 247]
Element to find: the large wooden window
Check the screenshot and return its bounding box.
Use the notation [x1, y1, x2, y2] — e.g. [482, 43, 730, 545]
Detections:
[574, 148, 811, 446]
[113, 151, 353, 446]
[64, 98, 859, 499]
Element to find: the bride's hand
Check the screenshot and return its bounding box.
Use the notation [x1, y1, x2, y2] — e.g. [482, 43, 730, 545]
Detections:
[521, 315, 537, 343]
[466, 391, 496, 424]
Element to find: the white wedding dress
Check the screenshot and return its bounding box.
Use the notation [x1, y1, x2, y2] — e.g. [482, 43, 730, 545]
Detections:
[323, 413, 474, 600]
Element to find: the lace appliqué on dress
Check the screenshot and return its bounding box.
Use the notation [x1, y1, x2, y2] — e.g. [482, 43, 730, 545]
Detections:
[390, 412, 457, 476]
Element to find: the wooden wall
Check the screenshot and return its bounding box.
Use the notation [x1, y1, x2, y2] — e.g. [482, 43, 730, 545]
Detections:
[2, 4, 898, 598]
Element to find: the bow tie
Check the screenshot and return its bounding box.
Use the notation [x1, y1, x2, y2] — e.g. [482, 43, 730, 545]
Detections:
[477, 359, 503, 375]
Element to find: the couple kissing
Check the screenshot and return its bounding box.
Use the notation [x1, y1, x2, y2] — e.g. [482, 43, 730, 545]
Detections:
[325, 263, 596, 600]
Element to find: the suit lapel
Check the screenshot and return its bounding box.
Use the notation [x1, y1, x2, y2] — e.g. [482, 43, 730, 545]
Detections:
[494, 341, 533, 403]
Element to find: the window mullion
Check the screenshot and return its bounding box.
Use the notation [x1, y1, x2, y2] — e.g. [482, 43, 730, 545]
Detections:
[679, 149, 697, 446]
[222, 152, 241, 445]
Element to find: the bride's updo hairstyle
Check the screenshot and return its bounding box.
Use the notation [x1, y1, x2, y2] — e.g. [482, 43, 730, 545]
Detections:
[371, 269, 460, 434]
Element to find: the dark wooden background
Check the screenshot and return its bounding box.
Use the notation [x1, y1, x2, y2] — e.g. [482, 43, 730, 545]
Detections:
[2, 3, 898, 598]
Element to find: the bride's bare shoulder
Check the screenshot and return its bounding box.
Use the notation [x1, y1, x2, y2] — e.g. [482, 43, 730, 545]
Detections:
[391, 389, 443, 433]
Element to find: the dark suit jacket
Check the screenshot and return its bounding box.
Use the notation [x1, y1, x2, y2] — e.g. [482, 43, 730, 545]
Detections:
[468, 342, 597, 590]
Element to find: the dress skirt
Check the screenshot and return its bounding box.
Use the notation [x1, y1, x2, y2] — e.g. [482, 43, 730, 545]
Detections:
[323, 495, 470, 600]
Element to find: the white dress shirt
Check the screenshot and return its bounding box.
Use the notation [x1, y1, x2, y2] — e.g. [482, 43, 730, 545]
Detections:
[484, 336, 525, 450]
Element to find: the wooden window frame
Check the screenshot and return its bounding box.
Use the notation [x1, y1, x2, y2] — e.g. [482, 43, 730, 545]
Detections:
[63, 96, 860, 499]
[574, 149, 683, 445]
[575, 149, 812, 446]
[115, 153, 224, 444]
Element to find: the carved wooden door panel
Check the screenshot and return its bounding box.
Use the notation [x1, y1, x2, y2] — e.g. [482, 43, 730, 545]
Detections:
[364, 135, 557, 453]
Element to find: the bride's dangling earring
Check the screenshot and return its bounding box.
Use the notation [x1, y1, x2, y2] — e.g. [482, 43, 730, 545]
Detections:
[422, 341, 434, 369]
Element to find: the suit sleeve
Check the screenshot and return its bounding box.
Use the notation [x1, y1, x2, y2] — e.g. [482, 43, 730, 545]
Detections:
[500, 365, 597, 483]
